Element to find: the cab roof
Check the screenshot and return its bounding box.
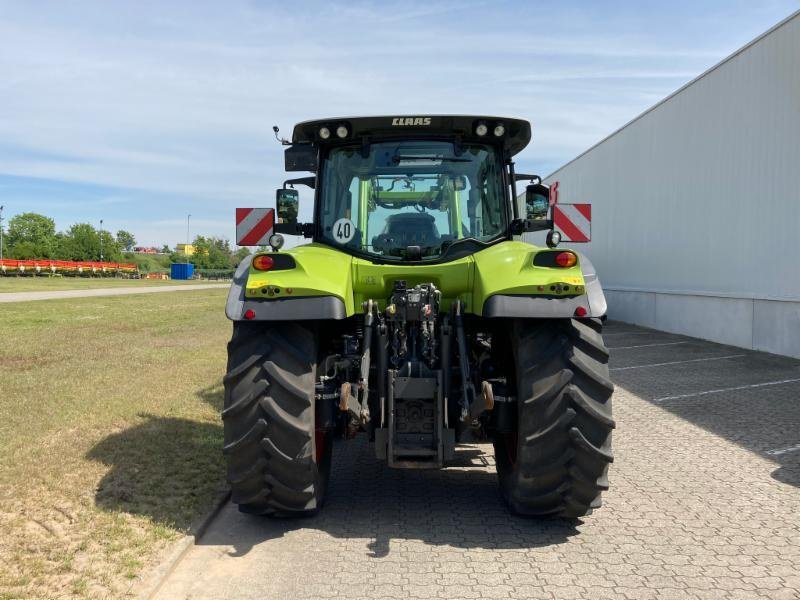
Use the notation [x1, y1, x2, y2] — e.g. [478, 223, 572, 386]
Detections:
[291, 115, 532, 157]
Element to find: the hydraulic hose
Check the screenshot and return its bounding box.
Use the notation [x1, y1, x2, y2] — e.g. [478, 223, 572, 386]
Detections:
[453, 300, 472, 421]
[359, 300, 374, 424]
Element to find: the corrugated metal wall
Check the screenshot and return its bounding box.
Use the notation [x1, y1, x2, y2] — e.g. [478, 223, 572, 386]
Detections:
[527, 11, 800, 358]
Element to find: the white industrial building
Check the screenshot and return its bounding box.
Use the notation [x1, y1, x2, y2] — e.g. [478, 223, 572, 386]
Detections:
[531, 10, 800, 358]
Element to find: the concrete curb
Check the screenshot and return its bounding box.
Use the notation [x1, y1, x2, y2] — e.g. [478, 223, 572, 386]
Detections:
[130, 488, 231, 600]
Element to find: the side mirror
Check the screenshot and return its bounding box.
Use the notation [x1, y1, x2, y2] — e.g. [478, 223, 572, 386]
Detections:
[510, 182, 553, 235]
[276, 188, 299, 225]
[525, 183, 550, 221]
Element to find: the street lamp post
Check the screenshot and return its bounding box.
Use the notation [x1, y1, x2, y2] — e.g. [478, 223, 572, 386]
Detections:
[99, 219, 104, 262]
[186, 214, 191, 264]
[0, 205, 4, 261]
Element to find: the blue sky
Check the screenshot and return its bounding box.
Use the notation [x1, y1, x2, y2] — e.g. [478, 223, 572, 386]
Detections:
[0, 0, 797, 247]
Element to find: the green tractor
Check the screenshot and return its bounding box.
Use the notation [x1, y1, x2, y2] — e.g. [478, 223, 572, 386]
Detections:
[223, 116, 614, 518]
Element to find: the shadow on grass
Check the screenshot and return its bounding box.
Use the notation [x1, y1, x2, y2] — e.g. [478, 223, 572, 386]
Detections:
[196, 382, 224, 412]
[87, 414, 225, 529]
[198, 437, 580, 558]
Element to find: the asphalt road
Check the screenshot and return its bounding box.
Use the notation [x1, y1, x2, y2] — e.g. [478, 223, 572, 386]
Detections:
[151, 321, 800, 600]
[0, 283, 229, 303]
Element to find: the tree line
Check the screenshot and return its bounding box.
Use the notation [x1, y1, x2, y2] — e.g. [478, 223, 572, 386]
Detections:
[2, 212, 249, 271]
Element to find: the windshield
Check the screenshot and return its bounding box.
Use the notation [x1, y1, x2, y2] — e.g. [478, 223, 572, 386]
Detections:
[318, 141, 507, 260]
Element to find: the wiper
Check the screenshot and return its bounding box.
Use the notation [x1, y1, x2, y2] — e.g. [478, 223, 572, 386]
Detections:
[392, 155, 471, 163]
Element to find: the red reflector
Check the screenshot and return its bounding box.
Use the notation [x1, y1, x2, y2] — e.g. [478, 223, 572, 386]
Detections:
[252, 255, 274, 271]
[244, 309, 256, 320]
[555, 252, 577, 268]
[574, 306, 588, 317]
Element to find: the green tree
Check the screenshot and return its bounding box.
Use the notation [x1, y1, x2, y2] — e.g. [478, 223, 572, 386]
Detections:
[60, 223, 99, 260]
[234, 247, 251, 266]
[6, 212, 57, 258]
[52, 232, 69, 258]
[58, 223, 123, 261]
[190, 236, 235, 269]
[116, 230, 136, 252]
[9, 241, 38, 259]
[98, 229, 122, 261]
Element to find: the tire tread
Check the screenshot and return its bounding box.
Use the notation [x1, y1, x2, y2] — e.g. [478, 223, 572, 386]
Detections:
[222, 322, 329, 515]
[495, 317, 614, 518]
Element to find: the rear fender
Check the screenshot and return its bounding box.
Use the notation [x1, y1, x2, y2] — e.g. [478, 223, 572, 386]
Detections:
[477, 243, 607, 319]
[226, 246, 354, 321]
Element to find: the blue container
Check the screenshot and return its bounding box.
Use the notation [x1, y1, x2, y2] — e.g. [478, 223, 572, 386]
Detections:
[170, 263, 195, 280]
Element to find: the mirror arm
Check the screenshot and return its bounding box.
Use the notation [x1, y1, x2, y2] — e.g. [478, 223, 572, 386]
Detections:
[274, 222, 301, 235]
[274, 222, 315, 238]
[509, 218, 553, 235]
[515, 173, 541, 183]
[529, 218, 553, 232]
[283, 176, 316, 190]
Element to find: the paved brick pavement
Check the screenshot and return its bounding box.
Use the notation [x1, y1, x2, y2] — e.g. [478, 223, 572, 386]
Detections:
[151, 321, 800, 600]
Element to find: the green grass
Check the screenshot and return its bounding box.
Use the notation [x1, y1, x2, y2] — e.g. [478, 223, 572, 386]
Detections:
[0, 289, 231, 598]
[0, 277, 206, 293]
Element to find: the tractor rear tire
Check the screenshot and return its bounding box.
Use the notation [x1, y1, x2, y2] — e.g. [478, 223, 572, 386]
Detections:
[222, 321, 331, 515]
[494, 318, 615, 518]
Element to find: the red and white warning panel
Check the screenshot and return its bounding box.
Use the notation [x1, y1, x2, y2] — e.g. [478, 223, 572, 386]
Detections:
[553, 203, 591, 243]
[236, 208, 275, 246]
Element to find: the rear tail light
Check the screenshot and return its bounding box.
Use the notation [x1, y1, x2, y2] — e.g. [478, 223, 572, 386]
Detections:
[252, 255, 274, 271]
[554, 251, 577, 268]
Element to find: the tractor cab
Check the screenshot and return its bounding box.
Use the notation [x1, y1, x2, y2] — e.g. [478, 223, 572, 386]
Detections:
[275, 116, 553, 261]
